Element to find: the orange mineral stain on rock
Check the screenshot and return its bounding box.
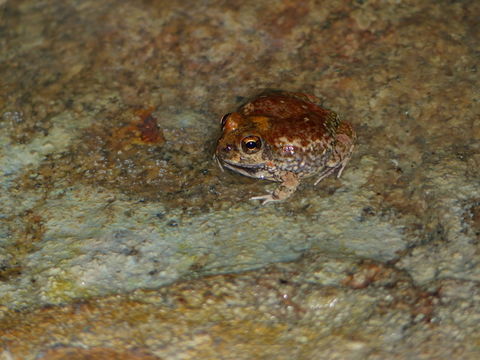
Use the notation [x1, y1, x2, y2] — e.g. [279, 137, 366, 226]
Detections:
[134, 107, 165, 145]
[40, 347, 162, 360]
[112, 108, 165, 149]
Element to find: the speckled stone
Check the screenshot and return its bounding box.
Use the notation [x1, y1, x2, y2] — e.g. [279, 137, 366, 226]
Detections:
[1, 255, 479, 359]
[0, 0, 479, 358]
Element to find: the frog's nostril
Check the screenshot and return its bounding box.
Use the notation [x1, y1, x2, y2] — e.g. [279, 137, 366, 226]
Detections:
[223, 144, 233, 153]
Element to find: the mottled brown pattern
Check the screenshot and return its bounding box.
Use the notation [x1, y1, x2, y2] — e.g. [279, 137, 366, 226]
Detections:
[215, 91, 355, 203]
[241, 92, 336, 128]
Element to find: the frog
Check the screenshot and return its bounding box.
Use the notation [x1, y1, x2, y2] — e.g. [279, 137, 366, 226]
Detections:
[214, 90, 356, 204]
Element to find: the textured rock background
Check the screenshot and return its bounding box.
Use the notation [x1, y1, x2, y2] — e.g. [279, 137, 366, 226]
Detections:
[0, 0, 479, 359]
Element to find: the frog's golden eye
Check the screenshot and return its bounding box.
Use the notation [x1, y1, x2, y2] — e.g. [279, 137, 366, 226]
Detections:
[241, 135, 262, 154]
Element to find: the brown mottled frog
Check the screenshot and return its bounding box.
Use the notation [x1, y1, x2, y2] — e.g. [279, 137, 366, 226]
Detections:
[214, 91, 356, 204]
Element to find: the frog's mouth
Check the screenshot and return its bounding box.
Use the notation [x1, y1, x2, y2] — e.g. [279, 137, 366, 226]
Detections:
[221, 159, 266, 178]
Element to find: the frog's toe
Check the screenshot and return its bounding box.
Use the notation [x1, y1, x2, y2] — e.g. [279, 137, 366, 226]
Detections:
[336, 154, 352, 178]
[250, 193, 279, 205]
[314, 167, 336, 185]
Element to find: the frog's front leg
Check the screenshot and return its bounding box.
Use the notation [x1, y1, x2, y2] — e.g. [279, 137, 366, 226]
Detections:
[251, 172, 299, 205]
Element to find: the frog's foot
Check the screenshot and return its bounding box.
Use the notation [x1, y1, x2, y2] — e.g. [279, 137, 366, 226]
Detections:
[314, 151, 354, 185]
[334, 139, 355, 178]
[336, 152, 352, 178]
[314, 167, 337, 185]
[251, 172, 299, 205]
[250, 192, 279, 205]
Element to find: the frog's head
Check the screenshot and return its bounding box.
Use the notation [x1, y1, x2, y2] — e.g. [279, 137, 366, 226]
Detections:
[214, 112, 273, 179]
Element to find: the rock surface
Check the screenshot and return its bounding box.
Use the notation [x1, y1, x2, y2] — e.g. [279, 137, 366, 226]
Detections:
[1, 0, 479, 359]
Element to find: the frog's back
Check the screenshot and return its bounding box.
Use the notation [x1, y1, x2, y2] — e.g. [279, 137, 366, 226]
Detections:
[240, 91, 336, 124]
[239, 91, 340, 159]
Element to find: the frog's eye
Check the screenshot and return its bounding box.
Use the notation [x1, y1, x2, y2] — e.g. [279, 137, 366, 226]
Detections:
[220, 113, 231, 129]
[241, 135, 262, 154]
